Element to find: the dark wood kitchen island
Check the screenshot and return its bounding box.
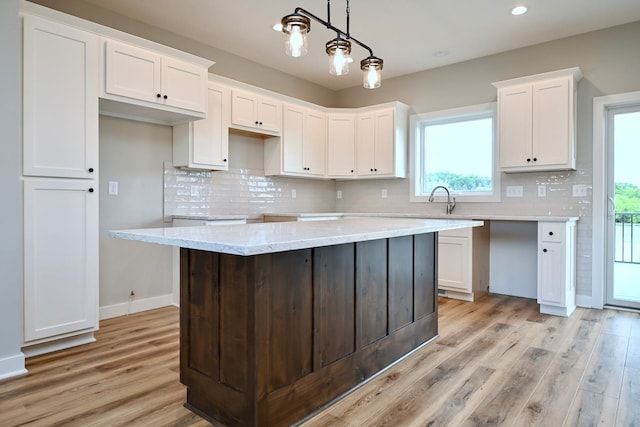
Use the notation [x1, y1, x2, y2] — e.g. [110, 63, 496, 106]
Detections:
[111, 217, 481, 426]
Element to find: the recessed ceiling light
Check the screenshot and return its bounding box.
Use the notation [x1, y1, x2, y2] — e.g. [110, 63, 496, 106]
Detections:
[273, 23, 283, 31]
[511, 6, 528, 16]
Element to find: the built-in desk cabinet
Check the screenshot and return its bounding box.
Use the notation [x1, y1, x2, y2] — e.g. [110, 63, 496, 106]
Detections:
[438, 224, 490, 301]
[102, 40, 208, 119]
[230, 89, 282, 135]
[538, 221, 577, 316]
[493, 68, 582, 173]
[173, 82, 230, 170]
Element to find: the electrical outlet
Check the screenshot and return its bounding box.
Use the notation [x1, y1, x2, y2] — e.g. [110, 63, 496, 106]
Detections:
[291, 189, 297, 199]
[506, 186, 523, 197]
[108, 181, 118, 195]
[336, 190, 342, 199]
[572, 184, 587, 197]
[537, 185, 546, 197]
[381, 189, 388, 198]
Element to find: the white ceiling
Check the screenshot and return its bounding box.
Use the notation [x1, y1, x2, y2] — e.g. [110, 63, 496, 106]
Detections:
[79, 0, 640, 90]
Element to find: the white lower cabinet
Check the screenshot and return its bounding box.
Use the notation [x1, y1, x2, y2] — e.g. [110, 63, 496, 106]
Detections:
[23, 178, 99, 352]
[537, 221, 576, 316]
[438, 225, 490, 301]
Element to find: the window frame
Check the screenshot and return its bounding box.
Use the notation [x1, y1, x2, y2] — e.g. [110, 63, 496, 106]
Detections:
[410, 102, 500, 203]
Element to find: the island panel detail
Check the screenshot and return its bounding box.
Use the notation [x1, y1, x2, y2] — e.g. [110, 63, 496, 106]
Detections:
[180, 233, 438, 426]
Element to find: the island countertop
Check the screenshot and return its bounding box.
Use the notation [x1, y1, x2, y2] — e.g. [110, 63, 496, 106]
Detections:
[110, 217, 482, 256]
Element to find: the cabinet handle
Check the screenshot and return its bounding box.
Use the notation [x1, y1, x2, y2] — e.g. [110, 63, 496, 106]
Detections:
[350, 169, 354, 173]
[374, 168, 378, 172]
[255, 121, 259, 125]
[259, 121, 263, 125]
[163, 95, 168, 100]
[156, 93, 161, 98]
[370, 168, 374, 172]
[223, 158, 227, 162]
[549, 231, 554, 236]
[543, 248, 547, 253]
[533, 157, 537, 162]
[88, 168, 94, 173]
[88, 188, 94, 193]
[526, 158, 531, 162]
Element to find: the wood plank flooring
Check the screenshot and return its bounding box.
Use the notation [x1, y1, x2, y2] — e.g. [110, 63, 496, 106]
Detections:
[1, 294, 639, 426]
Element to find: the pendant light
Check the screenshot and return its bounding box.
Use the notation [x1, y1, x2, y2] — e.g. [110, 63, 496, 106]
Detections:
[280, 0, 383, 89]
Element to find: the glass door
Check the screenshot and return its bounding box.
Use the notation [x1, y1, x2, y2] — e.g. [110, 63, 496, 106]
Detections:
[606, 105, 640, 309]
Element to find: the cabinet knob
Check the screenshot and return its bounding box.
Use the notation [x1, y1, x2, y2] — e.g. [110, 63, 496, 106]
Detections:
[533, 157, 538, 162]
[374, 168, 378, 172]
[543, 248, 547, 253]
[255, 121, 259, 125]
[526, 158, 531, 162]
[88, 168, 94, 173]
[156, 93, 161, 98]
[370, 168, 374, 172]
[163, 95, 168, 100]
[549, 231, 554, 236]
[259, 121, 263, 125]
[88, 188, 94, 193]
[223, 158, 227, 162]
[351, 169, 354, 173]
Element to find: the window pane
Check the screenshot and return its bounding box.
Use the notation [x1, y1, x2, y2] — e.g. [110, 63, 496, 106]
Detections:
[423, 117, 493, 193]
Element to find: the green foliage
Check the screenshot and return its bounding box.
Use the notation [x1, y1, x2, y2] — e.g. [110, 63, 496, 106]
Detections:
[615, 182, 640, 223]
[426, 171, 492, 192]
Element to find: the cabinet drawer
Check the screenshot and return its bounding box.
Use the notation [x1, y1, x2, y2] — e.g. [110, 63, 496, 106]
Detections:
[440, 228, 471, 238]
[540, 223, 563, 242]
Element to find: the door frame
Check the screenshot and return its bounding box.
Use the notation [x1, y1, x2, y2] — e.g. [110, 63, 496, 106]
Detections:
[592, 90, 640, 309]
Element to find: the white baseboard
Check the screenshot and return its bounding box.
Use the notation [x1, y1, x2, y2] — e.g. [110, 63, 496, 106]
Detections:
[99, 293, 174, 320]
[576, 294, 593, 308]
[0, 353, 27, 381]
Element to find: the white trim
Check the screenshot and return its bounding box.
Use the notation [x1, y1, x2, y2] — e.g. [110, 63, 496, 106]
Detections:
[99, 293, 174, 320]
[0, 353, 28, 381]
[592, 90, 640, 310]
[22, 333, 95, 358]
[410, 103, 500, 203]
[575, 293, 593, 308]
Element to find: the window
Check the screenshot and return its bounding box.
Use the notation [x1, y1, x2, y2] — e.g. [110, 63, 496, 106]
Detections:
[410, 103, 500, 203]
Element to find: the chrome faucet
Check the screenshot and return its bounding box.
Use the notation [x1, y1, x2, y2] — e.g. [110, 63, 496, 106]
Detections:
[428, 185, 456, 214]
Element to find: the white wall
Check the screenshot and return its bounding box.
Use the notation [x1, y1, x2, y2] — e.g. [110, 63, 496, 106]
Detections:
[333, 21, 640, 302]
[0, 0, 27, 380]
[98, 116, 174, 317]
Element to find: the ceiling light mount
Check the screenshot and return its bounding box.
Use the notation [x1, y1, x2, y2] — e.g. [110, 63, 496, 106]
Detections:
[281, 0, 383, 89]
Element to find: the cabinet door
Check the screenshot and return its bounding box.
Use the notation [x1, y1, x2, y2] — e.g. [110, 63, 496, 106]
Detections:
[533, 78, 570, 167]
[438, 236, 471, 292]
[105, 40, 162, 104]
[327, 114, 356, 177]
[230, 89, 258, 128]
[161, 57, 207, 113]
[282, 104, 305, 173]
[258, 97, 282, 133]
[537, 241, 564, 306]
[498, 84, 532, 169]
[23, 178, 98, 342]
[373, 109, 395, 175]
[356, 113, 376, 176]
[191, 83, 229, 168]
[23, 15, 98, 179]
[304, 110, 327, 176]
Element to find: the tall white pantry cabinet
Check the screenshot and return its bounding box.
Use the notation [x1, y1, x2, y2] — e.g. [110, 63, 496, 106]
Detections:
[22, 15, 99, 354]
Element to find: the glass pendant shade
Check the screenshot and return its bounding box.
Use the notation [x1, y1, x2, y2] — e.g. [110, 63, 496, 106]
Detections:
[326, 38, 352, 76]
[361, 56, 383, 89]
[282, 13, 310, 57]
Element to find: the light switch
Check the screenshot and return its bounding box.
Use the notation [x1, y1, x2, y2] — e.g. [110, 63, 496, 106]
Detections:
[537, 185, 546, 197]
[291, 189, 297, 199]
[572, 184, 587, 197]
[506, 186, 523, 197]
[336, 190, 342, 199]
[381, 189, 388, 198]
[108, 181, 118, 195]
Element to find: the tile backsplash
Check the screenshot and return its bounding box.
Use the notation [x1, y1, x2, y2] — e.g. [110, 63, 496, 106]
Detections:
[163, 162, 336, 221]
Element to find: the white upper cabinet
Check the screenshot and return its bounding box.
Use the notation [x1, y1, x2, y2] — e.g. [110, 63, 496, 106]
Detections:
[102, 39, 209, 123]
[230, 89, 282, 135]
[327, 113, 356, 178]
[356, 103, 408, 178]
[23, 15, 99, 179]
[493, 68, 581, 173]
[173, 82, 230, 170]
[265, 103, 326, 178]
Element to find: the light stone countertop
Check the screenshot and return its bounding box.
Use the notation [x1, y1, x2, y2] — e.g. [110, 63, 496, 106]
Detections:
[263, 212, 579, 222]
[110, 217, 483, 256]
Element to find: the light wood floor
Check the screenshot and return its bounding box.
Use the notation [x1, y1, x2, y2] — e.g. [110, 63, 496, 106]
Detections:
[2, 294, 639, 426]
